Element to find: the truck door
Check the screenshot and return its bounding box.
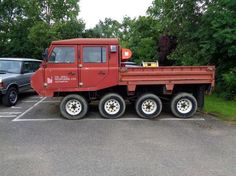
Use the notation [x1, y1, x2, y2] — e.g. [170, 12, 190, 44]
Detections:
[44, 45, 78, 89]
[80, 46, 108, 88]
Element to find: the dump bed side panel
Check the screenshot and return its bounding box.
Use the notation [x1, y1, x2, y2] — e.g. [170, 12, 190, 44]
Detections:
[119, 66, 215, 87]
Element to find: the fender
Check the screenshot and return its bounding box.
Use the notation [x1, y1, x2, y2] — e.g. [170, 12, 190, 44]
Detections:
[1, 82, 19, 94]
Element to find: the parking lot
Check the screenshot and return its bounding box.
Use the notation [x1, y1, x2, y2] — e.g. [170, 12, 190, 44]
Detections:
[0, 91, 236, 176]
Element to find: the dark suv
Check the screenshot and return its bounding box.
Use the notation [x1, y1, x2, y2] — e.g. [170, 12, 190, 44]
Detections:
[0, 58, 42, 106]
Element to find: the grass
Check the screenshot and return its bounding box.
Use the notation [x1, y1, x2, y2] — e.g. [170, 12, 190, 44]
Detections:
[204, 94, 236, 121]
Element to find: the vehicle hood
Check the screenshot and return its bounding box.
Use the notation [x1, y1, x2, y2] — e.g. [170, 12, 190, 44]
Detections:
[0, 73, 20, 82]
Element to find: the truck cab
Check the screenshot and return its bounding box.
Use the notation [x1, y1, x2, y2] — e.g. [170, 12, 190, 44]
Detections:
[33, 38, 122, 97]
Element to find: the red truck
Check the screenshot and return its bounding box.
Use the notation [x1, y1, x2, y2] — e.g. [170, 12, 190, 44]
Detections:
[31, 38, 215, 120]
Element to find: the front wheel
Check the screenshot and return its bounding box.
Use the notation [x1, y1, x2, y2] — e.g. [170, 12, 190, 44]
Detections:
[2, 87, 18, 107]
[170, 93, 197, 118]
[135, 93, 162, 119]
[60, 94, 88, 120]
[99, 93, 126, 119]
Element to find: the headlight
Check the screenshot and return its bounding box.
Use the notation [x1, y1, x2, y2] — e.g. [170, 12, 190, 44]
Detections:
[0, 79, 3, 89]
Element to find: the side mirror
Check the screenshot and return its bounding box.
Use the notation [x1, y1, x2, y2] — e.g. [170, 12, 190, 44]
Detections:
[42, 48, 49, 61]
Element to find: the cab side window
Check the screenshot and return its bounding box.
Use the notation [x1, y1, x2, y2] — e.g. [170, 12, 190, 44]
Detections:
[49, 47, 75, 63]
[22, 61, 41, 74]
[83, 47, 106, 63]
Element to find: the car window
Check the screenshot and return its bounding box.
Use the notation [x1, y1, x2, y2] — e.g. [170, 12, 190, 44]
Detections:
[83, 47, 106, 63]
[48, 47, 75, 63]
[0, 60, 22, 74]
[22, 61, 32, 73]
[31, 61, 41, 72]
[22, 61, 41, 73]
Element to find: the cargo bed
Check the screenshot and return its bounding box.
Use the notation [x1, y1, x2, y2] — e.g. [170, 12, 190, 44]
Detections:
[119, 66, 215, 87]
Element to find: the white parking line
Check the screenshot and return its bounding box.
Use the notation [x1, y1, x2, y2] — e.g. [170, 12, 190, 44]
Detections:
[81, 118, 205, 121]
[0, 112, 21, 118]
[30, 96, 43, 99]
[13, 117, 205, 122]
[42, 101, 61, 103]
[0, 115, 17, 118]
[14, 118, 61, 122]
[83, 118, 146, 121]
[0, 112, 22, 115]
[12, 97, 47, 122]
[159, 118, 205, 121]
[11, 106, 22, 109]
[21, 101, 38, 103]
[21, 100, 60, 103]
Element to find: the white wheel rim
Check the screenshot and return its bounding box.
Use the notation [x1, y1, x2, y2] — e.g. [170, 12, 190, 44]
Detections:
[65, 99, 82, 116]
[176, 98, 193, 114]
[104, 99, 120, 115]
[141, 99, 157, 115]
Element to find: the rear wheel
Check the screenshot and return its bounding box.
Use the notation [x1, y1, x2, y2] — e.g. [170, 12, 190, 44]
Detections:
[2, 87, 18, 107]
[99, 93, 126, 119]
[135, 93, 162, 119]
[60, 94, 88, 120]
[170, 93, 197, 118]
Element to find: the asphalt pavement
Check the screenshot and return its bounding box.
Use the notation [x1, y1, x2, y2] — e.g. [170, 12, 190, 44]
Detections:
[0, 91, 235, 176]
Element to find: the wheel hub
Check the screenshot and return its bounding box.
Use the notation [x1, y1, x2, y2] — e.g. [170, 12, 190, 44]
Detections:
[65, 99, 82, 116]
[9, 90, 17, 103]
[104, 99, 120, 115]
[141, 99, 157, 115]
[176, 98, 193, 114]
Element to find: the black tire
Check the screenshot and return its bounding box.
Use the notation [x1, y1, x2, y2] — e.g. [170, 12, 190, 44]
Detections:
[60, 94, 88, 120]
[170, 93, 197, 118]
[135, 93, 162, 119]
[99, 93, 126, 119]
[2, 87, 18, 107]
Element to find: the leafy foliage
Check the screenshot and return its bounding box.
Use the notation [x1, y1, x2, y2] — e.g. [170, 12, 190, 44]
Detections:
[84, 16, 159, 63]
[124, 16, 159, 63]
[148, 0, 236, 99]
[0, 0, 84, 59]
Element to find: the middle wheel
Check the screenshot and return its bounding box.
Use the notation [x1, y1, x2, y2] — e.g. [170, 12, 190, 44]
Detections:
[99, 93, 126, 119]
[135, 93, 162, 119]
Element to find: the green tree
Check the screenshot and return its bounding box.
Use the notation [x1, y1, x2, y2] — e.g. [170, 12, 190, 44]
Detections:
[92, 18, 122, 38]
[0, 0, 84, 59]
[148, 0, 236, 99]
[24, 0, 80, 24]
[85, 16, 160, 64]
[0, 0, 31, 57]
[123, 16, 160, 63]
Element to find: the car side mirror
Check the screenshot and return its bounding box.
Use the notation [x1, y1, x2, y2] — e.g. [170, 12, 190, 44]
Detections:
[42, 48, 49, 61]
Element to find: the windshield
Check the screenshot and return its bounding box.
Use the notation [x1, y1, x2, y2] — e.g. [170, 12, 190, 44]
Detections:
[0, 60, 22, 74]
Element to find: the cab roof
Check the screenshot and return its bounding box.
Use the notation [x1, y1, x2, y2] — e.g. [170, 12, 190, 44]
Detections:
[51, 38, 119, 45]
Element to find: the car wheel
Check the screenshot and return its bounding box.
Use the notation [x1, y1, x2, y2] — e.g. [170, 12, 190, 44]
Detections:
[60, 94, 88, 120]
[170, 93, 197, 118]
[2, 87, 18, 107]
[99, 93, 126, 119]
[135, 93, 162, 119]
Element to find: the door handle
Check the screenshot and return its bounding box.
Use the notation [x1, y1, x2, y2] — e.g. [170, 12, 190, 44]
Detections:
[68, 72, 76, 76]
[98, 71, 106, 75]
